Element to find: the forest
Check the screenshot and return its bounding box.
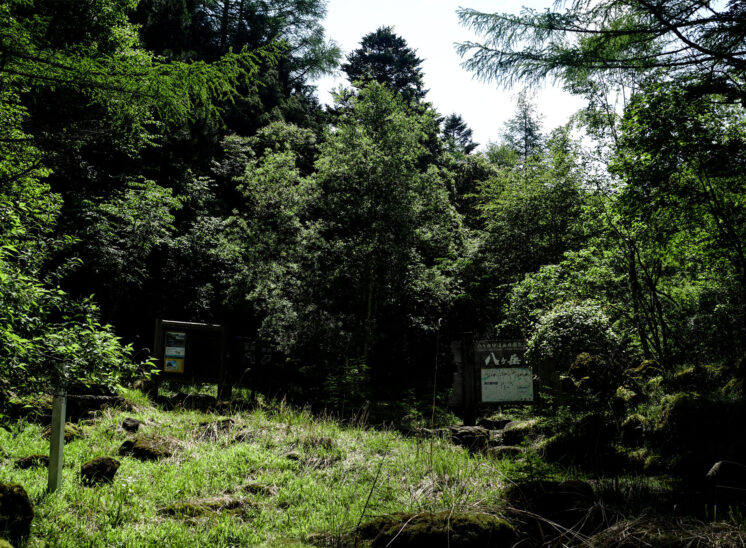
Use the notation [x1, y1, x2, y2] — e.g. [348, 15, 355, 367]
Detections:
[2, 0, 746, 546]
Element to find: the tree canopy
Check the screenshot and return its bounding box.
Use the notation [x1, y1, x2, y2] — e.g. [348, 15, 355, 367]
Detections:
[457, 0, 746, 103]
[342, 26, 427, 102]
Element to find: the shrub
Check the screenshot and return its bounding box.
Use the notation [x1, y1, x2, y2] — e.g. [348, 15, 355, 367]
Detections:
[526, 301, 624, 383]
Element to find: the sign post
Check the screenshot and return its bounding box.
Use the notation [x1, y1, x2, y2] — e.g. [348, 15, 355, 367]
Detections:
[48, 386, 67, 493]
[153, 319, 226, 398]
[474, 340, 533, 404]
[450, 337, 532, 423]
[462, 332, 476, 426]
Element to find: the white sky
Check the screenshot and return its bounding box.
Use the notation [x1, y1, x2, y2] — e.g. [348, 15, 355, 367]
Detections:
[312, 0, 586, 149]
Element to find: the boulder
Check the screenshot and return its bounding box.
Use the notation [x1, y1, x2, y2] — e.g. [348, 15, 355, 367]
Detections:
[706, 461, 746, 491]
[42, 422, 83, 442]
[449, 426, 490, 450]
[620, 414, 647, 447]
[0, 483, 33, 544]
[80, 457, 120, 486]
[477, 417, 512, 430]
[66, 395, 125, 421]
[504, 479, 598, 540]
[119, 436, 173, 460]
[500, 421, 534, 446]
[121, 418, 141, 433]
[486, 446, 523, 460]
[14, 455, 48, 470]
[356, 511, 516, 547]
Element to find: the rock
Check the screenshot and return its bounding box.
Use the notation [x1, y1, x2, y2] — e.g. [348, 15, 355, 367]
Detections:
[620, 414, 647, 447]
[121, 418, 141, 433]
[159, 495, 252, 518]
[0, 483, 34, 544]
[449, 426, 490, 450]
[504, 480, 597, 540]
[627, 359, 662, 378]
[80, 457, 120, 486]
[356, 511, 516, 547]
[42, 422, 83, 442]
[706, 461, 746, 491]
[477, 417, 512, 430]
[241, 482, 279, 497]
[486, 446, 523, 460]
[66, 395, 125, 421]
[14, 455, 48, 470]
[119, 436, 173, 460]
[559, 375, 577, 394]
[409, 427, 444, 439]
[500, 421, 534, 446]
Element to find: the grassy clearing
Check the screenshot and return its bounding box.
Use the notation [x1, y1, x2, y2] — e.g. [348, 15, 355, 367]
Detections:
[1, 390, 547, 547]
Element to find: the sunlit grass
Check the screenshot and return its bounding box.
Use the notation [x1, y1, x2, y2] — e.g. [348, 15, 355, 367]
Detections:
[0, 391, 530, 547]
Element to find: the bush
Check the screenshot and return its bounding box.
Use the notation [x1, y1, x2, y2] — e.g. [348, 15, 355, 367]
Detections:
[526, 301, 624, 384]
[0, 253, 136, 402]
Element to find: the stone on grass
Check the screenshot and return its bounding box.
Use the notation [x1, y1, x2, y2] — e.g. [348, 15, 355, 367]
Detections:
[119, 436, 173, 460]
[42, 423, 83, 442]
[121, 418, 141, 433]
[486, 446, 523, 460]
[356, 511, 516, 547]
[80, 457, 120, 486]
[14, 455, 48, 470]
[504, 480, 598, 540]
[0, 483, 33, 544]
[500, 421, 534, 446]
[706, 461, 746, 491]
[449, 426, 490, 450]
[159, 495, 252, 519]
[477, 417, 512, 430]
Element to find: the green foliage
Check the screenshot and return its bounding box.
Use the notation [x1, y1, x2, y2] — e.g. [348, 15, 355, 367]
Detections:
[457, 0, 746, 103]
[1, 0, 275, 150]
[526, 301, 623, 378]
[342, 26, 426, 102]
[441, 114, 479, 156]
[79, 179, 182, 289]
[0, 394, 518, 546]
[0, 250, 135, 397]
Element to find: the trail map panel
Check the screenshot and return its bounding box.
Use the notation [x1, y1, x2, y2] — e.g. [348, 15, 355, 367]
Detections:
[481, 368, 533, 402]
[475, 340, 532, 403]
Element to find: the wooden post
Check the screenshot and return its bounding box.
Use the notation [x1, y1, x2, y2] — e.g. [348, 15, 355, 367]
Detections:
[218, 326, 231, 401]
[152, 319, 163, 399]
[462, 332, 476, 426]
[48, 390, 67, 493]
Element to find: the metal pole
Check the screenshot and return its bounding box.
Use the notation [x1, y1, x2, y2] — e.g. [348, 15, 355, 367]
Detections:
[48, 389, 67, 493]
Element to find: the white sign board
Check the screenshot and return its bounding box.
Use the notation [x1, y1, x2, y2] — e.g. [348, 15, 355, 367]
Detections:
[481, 368, 534, 402]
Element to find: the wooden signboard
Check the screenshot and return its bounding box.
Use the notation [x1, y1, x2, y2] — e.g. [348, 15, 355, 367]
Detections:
[449, 335, 533, 425]
[153, 319, 227, 397]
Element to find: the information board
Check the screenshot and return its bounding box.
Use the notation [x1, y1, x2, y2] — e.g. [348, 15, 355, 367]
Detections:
[476, 340, 532, 403]
[481, 368, 534, 402]
[164, 331, 186, 373]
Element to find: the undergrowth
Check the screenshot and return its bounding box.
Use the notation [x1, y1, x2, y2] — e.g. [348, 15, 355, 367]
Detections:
[0, 390, 525, 547]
